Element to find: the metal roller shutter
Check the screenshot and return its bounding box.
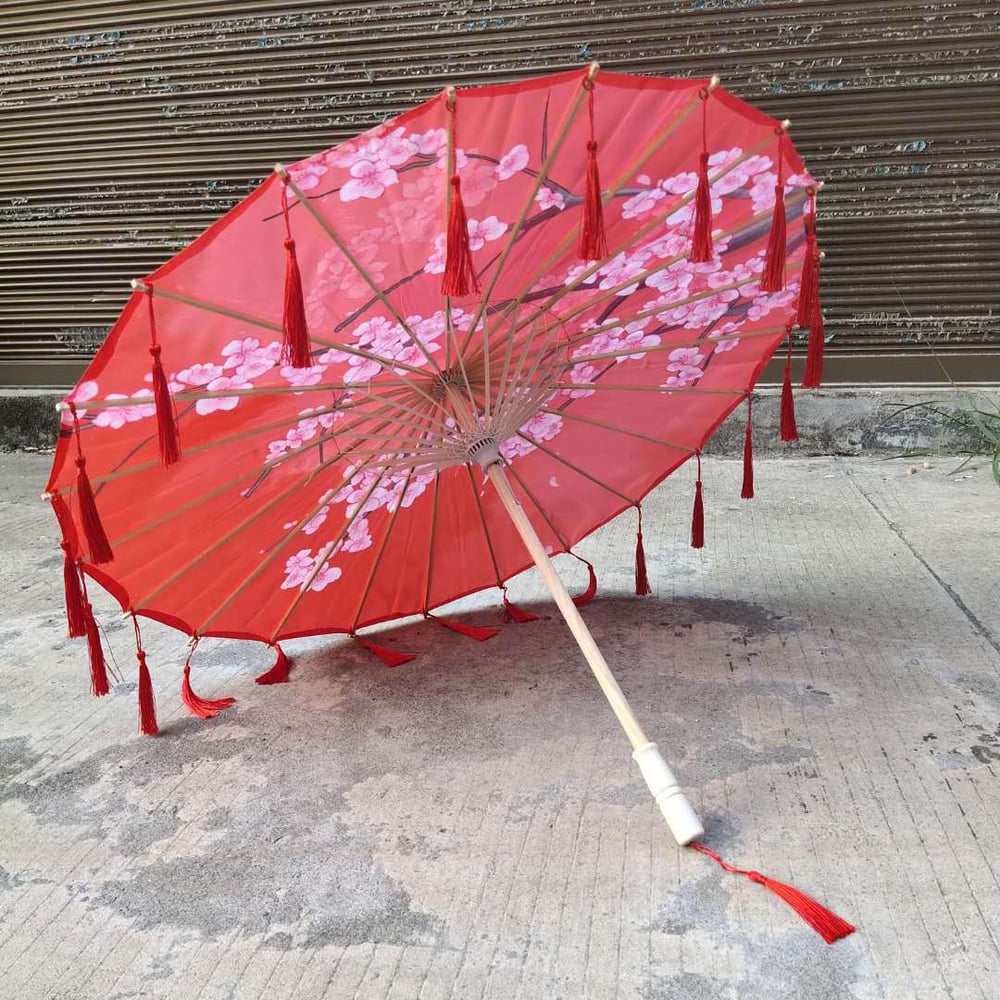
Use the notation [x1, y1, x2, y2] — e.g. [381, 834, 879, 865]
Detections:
[2, 0, 998, 386]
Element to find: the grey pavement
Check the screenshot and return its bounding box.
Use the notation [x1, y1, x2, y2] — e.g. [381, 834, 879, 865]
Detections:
[1, 452, 998, 1000]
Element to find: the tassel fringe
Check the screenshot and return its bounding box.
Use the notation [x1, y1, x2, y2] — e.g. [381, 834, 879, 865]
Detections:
[634, 507, 651, 596]
[85, 605, 110, 697]
[441, 175, 479, 296]
[256, 644, 292, 685]
[578, 83, 608, 261]
[690, 94, 714, 262]
[572, 559, 598, 607]
[181, 662, 235, 719]
[75, 456, 113, 565]
[61, 542, 87, 639]
[691, 456, 705, 549]
[355, 637, 416, 667]
[803, 304, 825, 389]
[137, 650, 158, 735]
[780, 337, 799, 441]
[760, 130, 787, 292]
[741, 397, 755, 500]
[689, 842, 855, 944]
[144, 288, 181, 465]
[502, 593, 541, 623]
[150, 345, 181, 465]
[796, 199, 820, 327]
[280, 185, 313, 367]
[430, 615, 499, 642]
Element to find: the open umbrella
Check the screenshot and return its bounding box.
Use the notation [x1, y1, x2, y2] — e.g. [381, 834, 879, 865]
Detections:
[46, 64, 849, 940]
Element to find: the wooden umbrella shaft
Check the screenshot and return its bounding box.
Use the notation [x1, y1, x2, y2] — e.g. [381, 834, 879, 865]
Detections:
[484, 459, 704, 845]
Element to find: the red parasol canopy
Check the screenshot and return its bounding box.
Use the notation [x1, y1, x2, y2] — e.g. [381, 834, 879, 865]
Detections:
[45, 64, 850, 941]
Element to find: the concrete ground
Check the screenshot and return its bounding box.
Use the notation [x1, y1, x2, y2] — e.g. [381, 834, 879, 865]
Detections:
[1, 452, 998, 1000]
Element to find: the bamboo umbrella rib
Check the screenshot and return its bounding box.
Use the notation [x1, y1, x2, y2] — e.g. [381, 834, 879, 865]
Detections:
[421, 472, 442, 614]
[66, 395, 394, 503]
[465, 462, 504, 589]
[558, 324, 787, 366]
[516, 432, 634, 506]
[538, 408, 696, 453]
[551, 382, 744, 396]
[197, 414, 436, 636]
[280, 169, 446, 379]
[266, 467, 392, 642]
[482, 120, 783, 347]
[478, 85, 711, 345]
[495, 197, 806, 365]
[132, 449, 376, 613]
[130, 410, 411, 608]
[503, 460, 575, 555]
[130, 279, 432, 380]
[59, 379, 409, 412]
[470, 69, 596, 418]
[349, 465, 418, 633]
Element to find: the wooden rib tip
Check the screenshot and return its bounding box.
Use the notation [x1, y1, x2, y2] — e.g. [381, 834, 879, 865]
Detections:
[781, 118, 792, 130]
[55, 401, 69, 412]
[445, 85, 456, 103]
[708, 75, 721, 90]
[587, 60, 600, 79]
[40, 491, 53, 501]
[131, 278, 148, 292]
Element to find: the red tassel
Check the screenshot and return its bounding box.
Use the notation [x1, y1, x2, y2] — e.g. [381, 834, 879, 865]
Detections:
[355, 637, 416, 667]
[578, 84, 608, 261]
[256, 643, 292, 685]
[689, 93, 714, 263]
[572, 559, 598, 607]
[144, 289, 181, 465]
[150, 346, 181, 465]
[780, 337, 799, 441]
[85, 605, 110, 697]
[61, 541, 87, 639]
[760, 130, 787, 293]
[796, 193, 819, 327]
[136, 650, 158, 736]
[802, 301, 825, 389]
[280, 185, 313, 367]
[635, 507, 651, 596]
[689, 842, 855, 944]
[441, 174, 480, 297]
[181, 646, 235, 719]
[502, 593, 541, 623]
[430, 615, 499, 642]
[691, 455, 705, 549]
[75, 456, 113, 565]
[741, 397, 754, 500]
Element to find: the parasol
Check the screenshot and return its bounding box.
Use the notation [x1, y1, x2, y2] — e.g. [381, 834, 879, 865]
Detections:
[46, 64, 849, 941]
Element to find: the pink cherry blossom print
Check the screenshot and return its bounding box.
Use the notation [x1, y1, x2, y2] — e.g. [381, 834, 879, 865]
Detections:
[310, 561, 343, 592]
[288, 160, 328, 192]
[496, 144, 529, 180]
[280, 364, 326, 387]
[467, 216, 508, 249]
[341, 160, 399, 202]
[663, 366, 704, 388]
[61, 380, 99, 424]
[195, 374, 250, 415]
[93, 392, 156, 430]
[535, 186, 565, 211]
[621, 187, 666, 220]
[281, 549, 315, 590]
[459, 160, 499, 207]
[176, 363, 224, 387]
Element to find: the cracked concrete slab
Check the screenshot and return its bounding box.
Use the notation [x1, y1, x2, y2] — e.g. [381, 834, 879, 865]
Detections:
[0, 452, 998, 999]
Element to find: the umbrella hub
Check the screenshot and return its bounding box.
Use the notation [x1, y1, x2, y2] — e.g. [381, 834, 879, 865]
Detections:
[430, 366, 473, 401]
